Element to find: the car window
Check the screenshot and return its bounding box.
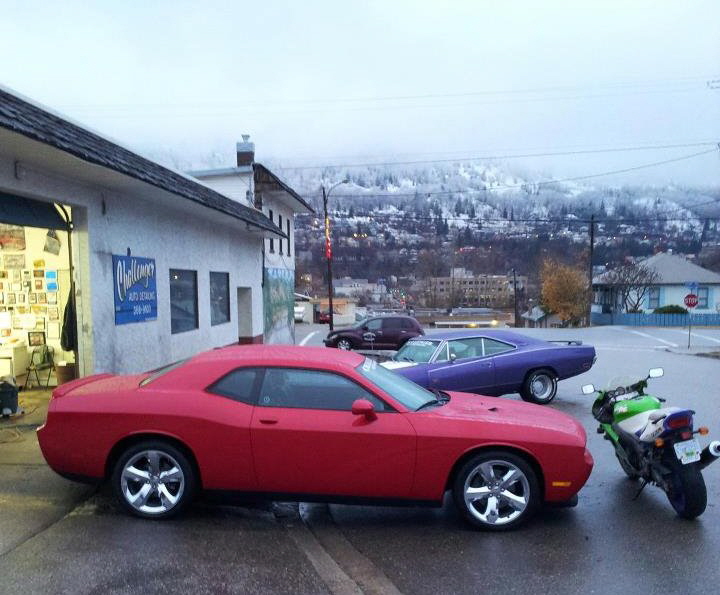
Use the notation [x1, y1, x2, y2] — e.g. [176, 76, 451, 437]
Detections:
[356, 358, 436, 410]
[483, 338, 515, 356]
[434, 342, 449, 362]
[382, 318, 403, 330]
[401, 318, 414, 330]
[258, 368, 389, 411]
[207, 368, 260, 404]
[448, 337, 485, 359]
[366, 318, 382, 331]
[394, 339, 440, 363]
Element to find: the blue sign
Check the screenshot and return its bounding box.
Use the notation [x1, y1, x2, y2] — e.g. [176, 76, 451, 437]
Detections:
[112, 254, 157, 325]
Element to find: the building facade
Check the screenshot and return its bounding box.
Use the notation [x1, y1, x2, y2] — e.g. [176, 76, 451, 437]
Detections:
[189, 140, 313, 344]
[0, 87, 284, 378]
[422, 268, 527, 308]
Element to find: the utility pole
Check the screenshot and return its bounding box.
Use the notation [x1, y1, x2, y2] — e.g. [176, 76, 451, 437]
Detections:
[512, 268, 519, 327]
[587, 214, 595, 327]
[322, 186, 334, 331]
[321, 180, 349, 331]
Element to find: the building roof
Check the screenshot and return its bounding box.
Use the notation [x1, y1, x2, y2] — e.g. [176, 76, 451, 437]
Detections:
[253, 163, 314, 214]
[594, 252, 720, 285]
[0, 86, 284, 237]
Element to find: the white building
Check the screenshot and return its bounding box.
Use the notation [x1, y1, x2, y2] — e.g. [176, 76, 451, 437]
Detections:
[593, 252, 720, 314]
[188, 139, 314, 344]
[0, 87, 288, 379]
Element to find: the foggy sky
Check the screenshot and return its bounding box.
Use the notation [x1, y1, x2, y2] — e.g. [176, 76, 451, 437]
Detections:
[2, 0, 719, 185]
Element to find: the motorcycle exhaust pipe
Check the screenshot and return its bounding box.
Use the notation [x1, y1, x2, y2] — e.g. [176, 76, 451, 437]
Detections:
[699, 441, 720, 470]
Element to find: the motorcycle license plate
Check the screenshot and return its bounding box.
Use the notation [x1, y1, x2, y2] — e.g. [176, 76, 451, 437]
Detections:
[673, 439, 701, 465]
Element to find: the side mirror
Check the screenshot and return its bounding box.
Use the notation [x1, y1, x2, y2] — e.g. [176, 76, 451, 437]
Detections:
[649, 368, 664, 378]
[581, 384, 596, 395]
[351, 398, 376, 419]
[449, 353, 457, 362]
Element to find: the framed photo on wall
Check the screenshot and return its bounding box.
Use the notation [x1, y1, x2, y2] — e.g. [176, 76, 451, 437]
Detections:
[38, 292, 47, 304]
[29, 293, 37, 304]
[34, 279, 43, 290]
[28, 331, 46, 347]
[47, 292, 57, 305]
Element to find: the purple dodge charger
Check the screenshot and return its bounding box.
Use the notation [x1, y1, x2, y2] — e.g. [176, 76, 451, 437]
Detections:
[380, 329, 596, 404]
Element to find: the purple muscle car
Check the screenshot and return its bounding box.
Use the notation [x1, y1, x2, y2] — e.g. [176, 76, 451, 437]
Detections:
[380, 329, 596, 404]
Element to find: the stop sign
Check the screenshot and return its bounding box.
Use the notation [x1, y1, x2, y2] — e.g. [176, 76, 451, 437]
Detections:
[684, 293, 698, 309]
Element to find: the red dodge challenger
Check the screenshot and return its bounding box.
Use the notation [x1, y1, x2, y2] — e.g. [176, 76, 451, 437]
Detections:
[37, 346, 593, 530]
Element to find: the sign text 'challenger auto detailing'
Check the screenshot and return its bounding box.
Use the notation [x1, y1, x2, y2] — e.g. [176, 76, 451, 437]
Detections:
[112, 254, 157, 324]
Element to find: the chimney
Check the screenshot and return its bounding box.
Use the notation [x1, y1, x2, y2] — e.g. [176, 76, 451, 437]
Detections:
[236, 134, 255, 166]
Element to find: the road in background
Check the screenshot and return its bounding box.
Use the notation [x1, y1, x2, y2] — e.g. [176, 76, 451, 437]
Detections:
[298, 322, 720, 595]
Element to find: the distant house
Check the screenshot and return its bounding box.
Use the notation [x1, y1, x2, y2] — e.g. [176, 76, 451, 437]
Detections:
[593, 252, 720, 314]
[520, 305, 565, 328]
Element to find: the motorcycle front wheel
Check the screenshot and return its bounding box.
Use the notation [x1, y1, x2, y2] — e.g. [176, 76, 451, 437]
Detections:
[665, 460, 707, 519]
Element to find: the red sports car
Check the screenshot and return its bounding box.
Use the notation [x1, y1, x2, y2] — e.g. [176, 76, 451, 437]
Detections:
[37, 346, 593, 530]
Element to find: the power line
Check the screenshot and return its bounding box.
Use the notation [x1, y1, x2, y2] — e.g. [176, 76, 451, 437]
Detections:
[306, 148, 719, 199]
[275, 141, 719, 171]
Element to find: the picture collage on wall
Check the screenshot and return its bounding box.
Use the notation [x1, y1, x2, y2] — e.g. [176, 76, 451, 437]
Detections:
[0, 257, 61, 345]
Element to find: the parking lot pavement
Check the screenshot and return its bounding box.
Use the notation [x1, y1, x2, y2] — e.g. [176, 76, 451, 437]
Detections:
[315, 326, 720, 595]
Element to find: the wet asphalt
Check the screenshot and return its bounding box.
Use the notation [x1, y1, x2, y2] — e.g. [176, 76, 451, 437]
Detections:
[0, 325, 717, 594]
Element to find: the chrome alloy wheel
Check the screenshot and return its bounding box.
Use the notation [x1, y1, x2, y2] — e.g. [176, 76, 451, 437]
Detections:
[120, 450, 185, 515]
[336, 338, 352, 350]
[531, 374, 554, 401]
[463, 459, 531, 526]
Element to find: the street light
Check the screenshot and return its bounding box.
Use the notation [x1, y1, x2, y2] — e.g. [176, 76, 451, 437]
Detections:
[322, 179, 349, 331]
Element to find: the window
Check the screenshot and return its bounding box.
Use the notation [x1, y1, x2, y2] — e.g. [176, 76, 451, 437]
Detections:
[210, 272, 230, 326]
[278, 214, 283, 255]
[356, 358, 435, 411]
[482, 338, 514, 356]
[382, 318, 403, 330]
[447, 337, 485, 359]
[434, 342, 449, 362]
[258, 368, 388, 411]
[286, 219, 291, 256]
[365, 318, 382, 331]
[697, 287, 709, 309]
[207, 368, 260, 404]
[648, 287, 660, 309]
[170, 269, 198, 334]
[268, 209, 274, 252]
[401, 318, 415, 330]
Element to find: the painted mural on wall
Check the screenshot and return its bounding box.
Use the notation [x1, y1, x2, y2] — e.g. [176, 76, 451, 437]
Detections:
[263, 267, 294, 344]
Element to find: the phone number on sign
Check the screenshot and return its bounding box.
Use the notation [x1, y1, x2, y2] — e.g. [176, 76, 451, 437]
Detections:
[132, 304, 154, 316]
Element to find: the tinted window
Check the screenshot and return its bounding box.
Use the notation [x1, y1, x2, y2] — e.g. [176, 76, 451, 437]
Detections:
[383, 318, 403, 330]
[448, 337, 484, 359]
[170, 269, 198, 334]
[258, 368, 388, 411]
[208, 368, 260, 404]
[366, 318, 382, 331]
[401, 318, 415, 330]
[483, 338, 514, 355]
[210, 271, 230, 326]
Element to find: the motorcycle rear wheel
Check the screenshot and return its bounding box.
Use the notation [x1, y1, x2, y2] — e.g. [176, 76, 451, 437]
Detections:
[615, 453, 639, 480]
[665, 461, 707, 519]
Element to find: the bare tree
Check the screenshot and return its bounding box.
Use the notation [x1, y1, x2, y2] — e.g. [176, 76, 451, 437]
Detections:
[602, 262, 660, 312]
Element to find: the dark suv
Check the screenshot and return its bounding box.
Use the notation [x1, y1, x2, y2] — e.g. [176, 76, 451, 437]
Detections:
[324, 315, 424, 351]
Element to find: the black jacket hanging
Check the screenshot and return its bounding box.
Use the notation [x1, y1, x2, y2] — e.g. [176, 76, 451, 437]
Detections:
[61, 291, 77, 352]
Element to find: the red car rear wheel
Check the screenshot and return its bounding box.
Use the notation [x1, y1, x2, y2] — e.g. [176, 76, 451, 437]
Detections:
[112, 440, 197, 519]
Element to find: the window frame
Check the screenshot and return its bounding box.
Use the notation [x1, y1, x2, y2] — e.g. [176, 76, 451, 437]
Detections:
[205, 367, 264, 405]
[481, 337, 516, 357]
[697, 286, 709, 309]
[268, 209, 275, 253]
[278, 214, 283, 255]
[169, 268, 199, 334]
[254, 366, 396, 412]
[209, 271, 230, 326]
[286, 219, 291, 256]
[648, 287, 660, 309]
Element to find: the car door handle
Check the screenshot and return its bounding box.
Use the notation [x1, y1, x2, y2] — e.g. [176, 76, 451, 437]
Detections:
[258, 418, 278, 425]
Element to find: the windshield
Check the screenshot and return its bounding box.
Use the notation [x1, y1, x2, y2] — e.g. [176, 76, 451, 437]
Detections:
[352, 317, 369, 328]
[356, 358, 436, 410]
[394, 339, 440, 363]
[605, 374, 643, 392]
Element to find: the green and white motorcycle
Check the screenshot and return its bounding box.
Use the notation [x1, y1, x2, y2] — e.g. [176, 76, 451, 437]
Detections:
[582, 368, 720, 519]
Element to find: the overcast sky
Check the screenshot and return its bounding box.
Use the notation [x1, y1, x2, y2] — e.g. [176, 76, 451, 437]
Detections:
[2, 0, 719, 185]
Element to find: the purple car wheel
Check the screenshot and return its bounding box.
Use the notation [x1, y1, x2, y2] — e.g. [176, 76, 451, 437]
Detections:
[520, 369, 557, 405]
